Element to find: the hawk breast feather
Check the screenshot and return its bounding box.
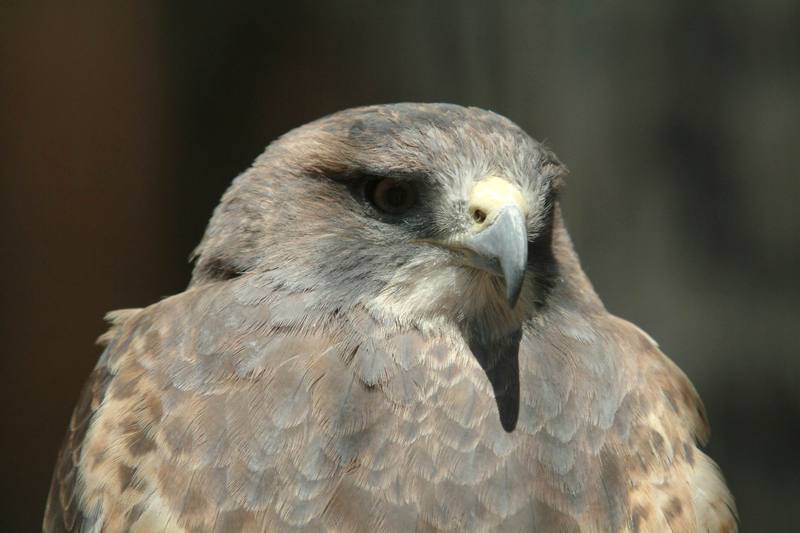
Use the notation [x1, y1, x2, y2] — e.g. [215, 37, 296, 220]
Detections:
[45, 270, 736, 532]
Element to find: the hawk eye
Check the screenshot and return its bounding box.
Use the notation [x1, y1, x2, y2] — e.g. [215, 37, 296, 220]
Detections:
[366, 178, 416, 215]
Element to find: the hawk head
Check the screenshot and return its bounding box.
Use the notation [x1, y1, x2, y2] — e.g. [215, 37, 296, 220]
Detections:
[192, 103, 565, 339]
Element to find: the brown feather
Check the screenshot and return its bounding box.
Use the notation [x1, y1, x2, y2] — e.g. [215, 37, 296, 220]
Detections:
[45, 104, 735, 532]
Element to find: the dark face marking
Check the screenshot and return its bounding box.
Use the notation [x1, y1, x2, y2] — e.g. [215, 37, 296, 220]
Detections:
[527, 191, 558, 308]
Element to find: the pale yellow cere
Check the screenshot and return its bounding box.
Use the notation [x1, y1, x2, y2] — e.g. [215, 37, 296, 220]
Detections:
[468, 176, 528, 231]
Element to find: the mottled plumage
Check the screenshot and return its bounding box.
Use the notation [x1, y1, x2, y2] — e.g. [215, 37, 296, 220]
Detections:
[45, 103, 736, 532]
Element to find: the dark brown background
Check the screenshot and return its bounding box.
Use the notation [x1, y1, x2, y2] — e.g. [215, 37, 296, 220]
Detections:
[2, 2, 798, 531]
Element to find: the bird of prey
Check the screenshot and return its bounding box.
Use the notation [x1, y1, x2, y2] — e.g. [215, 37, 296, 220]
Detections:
[45, 103, 736, 532]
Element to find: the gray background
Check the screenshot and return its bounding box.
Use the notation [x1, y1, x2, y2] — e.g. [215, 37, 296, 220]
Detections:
[1, 2, 798, 530]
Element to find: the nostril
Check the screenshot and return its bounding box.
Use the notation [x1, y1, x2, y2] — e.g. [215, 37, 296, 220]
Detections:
[472, 209, 487, 224]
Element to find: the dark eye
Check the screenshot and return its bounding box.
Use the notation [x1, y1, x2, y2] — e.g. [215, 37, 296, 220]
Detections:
[366, 178, 416, 215]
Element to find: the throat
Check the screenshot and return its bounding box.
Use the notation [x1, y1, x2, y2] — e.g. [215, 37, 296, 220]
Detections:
[465, 324, 522, 433]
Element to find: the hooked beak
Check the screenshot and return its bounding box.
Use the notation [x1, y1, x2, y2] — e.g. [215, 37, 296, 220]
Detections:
[458, 176, 529, 308]
[461, 205, 528, 307]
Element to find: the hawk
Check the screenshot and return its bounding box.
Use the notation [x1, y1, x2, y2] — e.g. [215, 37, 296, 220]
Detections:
[45, 103, 736, 532]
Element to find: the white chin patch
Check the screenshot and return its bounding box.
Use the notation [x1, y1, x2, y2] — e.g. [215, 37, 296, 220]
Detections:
[368, 262, 522, 332]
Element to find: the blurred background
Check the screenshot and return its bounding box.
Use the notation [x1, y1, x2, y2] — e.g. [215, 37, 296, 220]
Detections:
[1, 1, 798, 530]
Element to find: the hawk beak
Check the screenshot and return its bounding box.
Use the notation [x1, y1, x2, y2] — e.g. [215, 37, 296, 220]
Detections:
[460, 177, 529, 308]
